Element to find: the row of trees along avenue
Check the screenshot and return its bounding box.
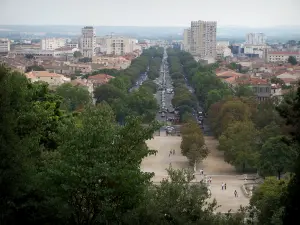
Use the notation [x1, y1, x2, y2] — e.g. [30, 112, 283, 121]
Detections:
[167, 48, 300, 225]
[166, 48, 208, 168]
[1, 50, 259, 224]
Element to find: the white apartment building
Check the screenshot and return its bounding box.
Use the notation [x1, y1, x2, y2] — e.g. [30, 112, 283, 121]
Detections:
[185, 20, 217, 59]
[41, 38, 66, 50]
[246, 33, 266, 45]
[97, 36, 140, 55]
[81, 26, 96, 58]
[266, 51, 300, 63]
[217, 41, 230, 47]
[244, 44, 270, 58]
[0, 38, 10, 53]
[67, 43, 79, 48]
[216, 45, 232, 60]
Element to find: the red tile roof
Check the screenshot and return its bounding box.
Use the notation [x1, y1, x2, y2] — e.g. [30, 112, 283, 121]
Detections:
[236, 77, 269, 85]
[88, 74, 115, 85]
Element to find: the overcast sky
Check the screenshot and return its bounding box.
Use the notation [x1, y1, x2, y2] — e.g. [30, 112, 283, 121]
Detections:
[1, 0, 299, 27]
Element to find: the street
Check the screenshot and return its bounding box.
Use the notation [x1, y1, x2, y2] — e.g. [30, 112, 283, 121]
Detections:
[154, 48, 176, 129]
[129, 69, 148, 92]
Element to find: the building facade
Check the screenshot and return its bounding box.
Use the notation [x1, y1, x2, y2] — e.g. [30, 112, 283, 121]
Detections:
[0, 38, 10, 54]
[266, 51, 300, 63]
[41, 38, 66, 50]
[184, 20, 217, 60]
[81, 26, 96, 58]
[96, 36, 140, 55]
[246, 33, 266, 45]
[183, 29, 191, 52]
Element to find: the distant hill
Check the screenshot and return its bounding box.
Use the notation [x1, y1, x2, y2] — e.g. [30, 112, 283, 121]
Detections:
[0, 25, 299, 41]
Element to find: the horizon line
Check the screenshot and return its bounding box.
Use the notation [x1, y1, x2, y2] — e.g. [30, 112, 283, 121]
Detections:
[0, 24, 299, 28]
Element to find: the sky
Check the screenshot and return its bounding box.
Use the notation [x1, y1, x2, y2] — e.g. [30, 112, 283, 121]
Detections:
[1, 0, 299, 27]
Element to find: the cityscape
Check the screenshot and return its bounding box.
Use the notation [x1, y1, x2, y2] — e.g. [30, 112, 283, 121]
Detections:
[1, 0, 300, 225]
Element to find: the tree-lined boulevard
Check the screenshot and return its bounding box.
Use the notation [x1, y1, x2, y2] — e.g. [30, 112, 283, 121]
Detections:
[1, 46, 300, 224]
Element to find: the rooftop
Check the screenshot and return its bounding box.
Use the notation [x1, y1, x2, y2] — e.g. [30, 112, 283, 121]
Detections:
[25, 71, 62, 78]
[268, 51, 300, 55]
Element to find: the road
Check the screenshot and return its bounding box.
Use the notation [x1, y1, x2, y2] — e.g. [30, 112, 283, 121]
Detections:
[154, 49, 176, 131]
[129, 69, 148, 92]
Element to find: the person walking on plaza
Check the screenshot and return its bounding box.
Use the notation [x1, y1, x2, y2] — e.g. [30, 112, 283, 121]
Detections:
[200, 169, 204, 175]
[224, 183, 227, 190]
[221, 182, 224, 190]
[234, 190, 238, 197]
[209, 177, 212, 183]
[173, 149, 175, 155]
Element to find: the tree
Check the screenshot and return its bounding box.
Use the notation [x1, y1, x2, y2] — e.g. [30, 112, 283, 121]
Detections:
[126, 87, 158, 123]
[0, 65, 66, 224]
[216, 99, 252, 137]
[42, 104, 158, 224]
[277, 84, 300, 224]
[94, 84, 124, 104]
[250, 177, 288, 225]
[55, 83, 91, 112]
[180, 121, 208, 166]
[131, 168, 219, 224]
[219, 120, 260, 172]
[25, 65, 45, 72]
[25, 54, 34, 60]
[73, 51, 82, 58]
[271, 77, 285, 86]
[288, 56, 297, 65]
[234, 84, 254, 97]
[259, 136, 298, 179]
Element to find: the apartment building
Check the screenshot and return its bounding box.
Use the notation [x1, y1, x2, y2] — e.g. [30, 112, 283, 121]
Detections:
[25, 71, 70, 86]
[0, 38, 10, 54]
[183, 29, 191, 52]
[96, 36, 140, 55]
[41, 38, 66, 50]
[184, 20, 217, 60]
[246, 33, 266, 45]
[66, 42, 79, 49]
[81, 26, 96, 58]
[265, 51, 300, 63]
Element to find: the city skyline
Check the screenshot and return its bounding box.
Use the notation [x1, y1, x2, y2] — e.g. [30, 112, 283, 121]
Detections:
[1, 0, 299, 27]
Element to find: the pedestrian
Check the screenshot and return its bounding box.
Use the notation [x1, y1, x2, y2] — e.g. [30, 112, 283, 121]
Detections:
[221, 182, 224, 190]
[209, 177, 212, 183]
[234, 190, 238, 197]
[201, 169, 204, 175]
[173, 149, 175, 155]
[224, 183, 227, 190]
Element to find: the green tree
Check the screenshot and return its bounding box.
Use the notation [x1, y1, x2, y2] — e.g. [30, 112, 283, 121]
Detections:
[234, 84, 254, 97]
[287, 56, 297, 65]
[94, 83, 124, 104]
[25, 65, 45, 72]
[180, 121, 208, 166]
[131, 168, 219, 224]
[42, 104, 158, 225]
[56, 83, 91, 112]
[219, 120, 260, 172]
[259, 136, 298, 179]
[277, 85, 300, 224]
[73, 51, 82, 58]
[250, 177, 288, 225]
[216, 99, 252, 137]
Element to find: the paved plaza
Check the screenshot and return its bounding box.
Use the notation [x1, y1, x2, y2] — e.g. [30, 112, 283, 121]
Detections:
[141, 134, 250, 213]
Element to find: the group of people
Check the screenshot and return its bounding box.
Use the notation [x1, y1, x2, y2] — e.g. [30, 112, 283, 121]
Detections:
[169, 149, 175, 157]
[199, 169, 239, 198]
